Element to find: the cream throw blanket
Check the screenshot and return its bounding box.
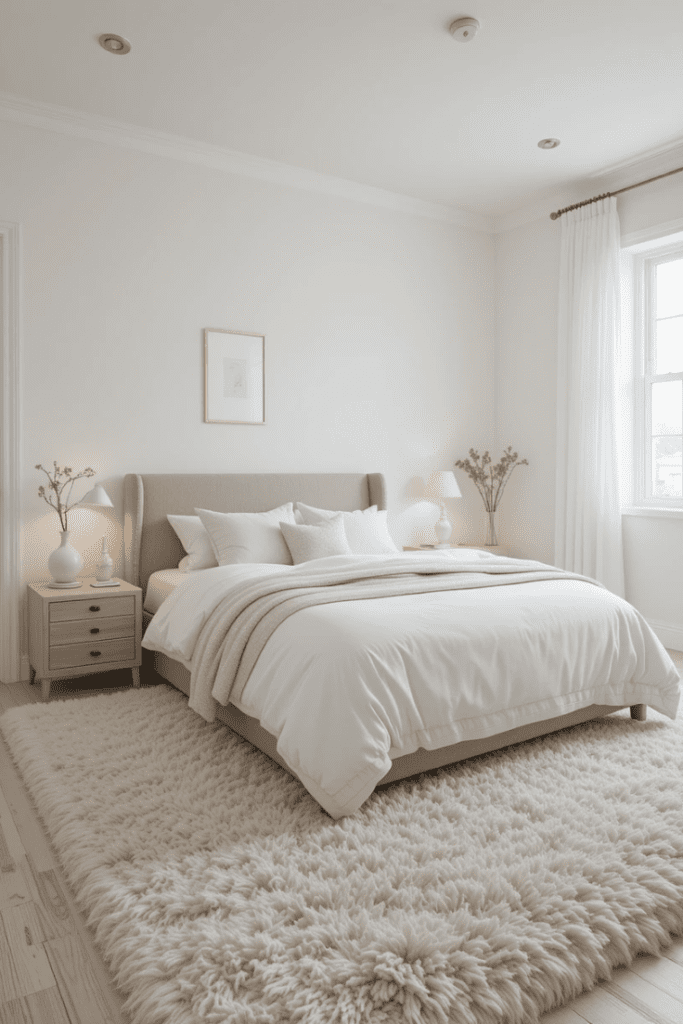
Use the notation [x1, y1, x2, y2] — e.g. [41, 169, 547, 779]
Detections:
[189, 553, 597, 720]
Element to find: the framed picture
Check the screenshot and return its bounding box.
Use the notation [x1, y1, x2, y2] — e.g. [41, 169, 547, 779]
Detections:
[204, 328, 265, 424]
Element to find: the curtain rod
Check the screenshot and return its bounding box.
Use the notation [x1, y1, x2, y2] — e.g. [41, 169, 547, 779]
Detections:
[549, 164, 683, 220]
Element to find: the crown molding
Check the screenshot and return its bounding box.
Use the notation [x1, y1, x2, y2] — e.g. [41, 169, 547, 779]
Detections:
[0, 92, 493, 233]
[587, 133, 683, 188]
[494, 138, 683, 235]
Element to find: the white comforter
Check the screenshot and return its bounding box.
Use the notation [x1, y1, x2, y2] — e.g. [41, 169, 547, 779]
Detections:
[143, 550, 681, 818]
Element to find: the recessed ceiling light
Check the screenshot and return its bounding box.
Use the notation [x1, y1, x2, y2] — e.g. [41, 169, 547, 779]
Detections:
[98, 33, 131, 55]
[449, 17, 480, 42]
[538, 138, 561, 149]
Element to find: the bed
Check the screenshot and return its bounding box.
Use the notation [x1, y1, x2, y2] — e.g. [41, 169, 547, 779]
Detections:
[125, 472, 681, 817]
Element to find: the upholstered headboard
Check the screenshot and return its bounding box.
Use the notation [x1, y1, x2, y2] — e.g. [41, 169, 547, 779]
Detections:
[123, 472, 387, 592]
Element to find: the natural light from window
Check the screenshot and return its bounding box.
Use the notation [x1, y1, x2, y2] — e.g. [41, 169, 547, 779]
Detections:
[652, 258, 683, 498]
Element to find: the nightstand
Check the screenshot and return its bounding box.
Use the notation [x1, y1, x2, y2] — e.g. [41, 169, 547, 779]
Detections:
[28, 578, 143, 700]
[404, 544, 509, 556]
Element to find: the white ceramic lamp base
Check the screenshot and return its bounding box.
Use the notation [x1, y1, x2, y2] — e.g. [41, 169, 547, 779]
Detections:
[434, 507, 453, 548]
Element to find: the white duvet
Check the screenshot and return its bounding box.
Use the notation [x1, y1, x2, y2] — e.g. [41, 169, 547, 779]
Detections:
[143, 550, 681, 818]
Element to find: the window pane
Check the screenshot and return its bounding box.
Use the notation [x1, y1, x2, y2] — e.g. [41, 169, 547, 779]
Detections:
[656, 258, 683, 319]
[652, 436, 683, 497]
[651, 380, 682, 435]
[656, 316, 683, 374]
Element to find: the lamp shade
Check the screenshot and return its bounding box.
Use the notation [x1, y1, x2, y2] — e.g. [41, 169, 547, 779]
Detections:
[80, 484, 113, 507]
[428, 471, 462, 499]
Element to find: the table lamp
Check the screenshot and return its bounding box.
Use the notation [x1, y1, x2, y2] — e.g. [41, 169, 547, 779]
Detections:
[428, 470, 462, 548]
[81, 484, 118, 587]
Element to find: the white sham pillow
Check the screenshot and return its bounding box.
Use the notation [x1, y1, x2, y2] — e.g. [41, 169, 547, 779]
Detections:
[295, 502, 378, 522]
[167, 515, 218, 571]
[295, 503, 398, 555]
[280, 515, 352, 565]
[195, 503, 297, 565]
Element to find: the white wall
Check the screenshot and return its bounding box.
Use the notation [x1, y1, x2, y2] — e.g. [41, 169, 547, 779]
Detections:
[495, 176, 683, 649]
[1, 119, 496, 678]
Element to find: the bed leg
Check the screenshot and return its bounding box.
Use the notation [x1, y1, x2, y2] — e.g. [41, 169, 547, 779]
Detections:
[630, 704, 647, 721]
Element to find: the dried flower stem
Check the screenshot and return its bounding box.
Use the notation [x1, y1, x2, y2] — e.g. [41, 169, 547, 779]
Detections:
[35, 462, 96, 532]
[454, 446, 528, 515]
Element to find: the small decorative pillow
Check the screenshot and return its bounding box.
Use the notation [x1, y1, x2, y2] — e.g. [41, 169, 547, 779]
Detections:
[280, 515, 352, 565]
[295, 503, 398, 555]
[167, 515, 218, 571]
[195, 503, 297, 565]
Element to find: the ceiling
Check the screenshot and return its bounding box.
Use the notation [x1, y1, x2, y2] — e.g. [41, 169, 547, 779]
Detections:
[2, 0, 683, 218]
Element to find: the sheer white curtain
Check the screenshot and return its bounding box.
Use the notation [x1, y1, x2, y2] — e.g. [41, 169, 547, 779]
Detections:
[554, 196, 625, 596]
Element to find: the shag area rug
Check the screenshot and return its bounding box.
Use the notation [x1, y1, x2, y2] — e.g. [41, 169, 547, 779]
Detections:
[2, 687, 683, 1024]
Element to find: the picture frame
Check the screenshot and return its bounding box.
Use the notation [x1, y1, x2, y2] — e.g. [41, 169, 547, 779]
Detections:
[204, 328, 265, 425]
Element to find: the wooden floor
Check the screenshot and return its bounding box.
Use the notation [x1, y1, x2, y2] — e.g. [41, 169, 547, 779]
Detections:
[0, 655, 682, 1024]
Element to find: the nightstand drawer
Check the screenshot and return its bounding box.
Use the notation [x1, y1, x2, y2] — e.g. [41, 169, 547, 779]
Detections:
[50, 615, 135, 646]
[50, 595, 136, 622]
[49, 637, 137, 671]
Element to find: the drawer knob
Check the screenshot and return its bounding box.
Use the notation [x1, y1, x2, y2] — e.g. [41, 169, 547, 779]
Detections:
[89, 605, 101, 612]
[90, 650, 102, 658]
[90, 627, 100, 634]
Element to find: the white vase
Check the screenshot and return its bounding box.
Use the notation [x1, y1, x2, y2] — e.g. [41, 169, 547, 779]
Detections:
[48, 530, 83, 586]
[95, 537, 114, 582]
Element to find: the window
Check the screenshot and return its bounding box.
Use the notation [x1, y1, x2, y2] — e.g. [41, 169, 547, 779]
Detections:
[632, 243, 683, 507]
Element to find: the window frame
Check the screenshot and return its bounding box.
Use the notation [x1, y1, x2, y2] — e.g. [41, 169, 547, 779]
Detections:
[631, 240, 683, 510]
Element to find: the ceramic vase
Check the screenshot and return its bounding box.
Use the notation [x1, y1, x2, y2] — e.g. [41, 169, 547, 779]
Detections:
[95, 537, 114, 582]
[48, 530, 83, 586]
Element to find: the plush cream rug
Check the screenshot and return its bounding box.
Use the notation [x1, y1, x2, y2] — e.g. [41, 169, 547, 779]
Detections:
[2, 686, 683, 1024]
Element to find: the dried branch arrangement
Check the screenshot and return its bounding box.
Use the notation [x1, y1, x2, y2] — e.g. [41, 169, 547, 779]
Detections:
[36, 463, 95, 532]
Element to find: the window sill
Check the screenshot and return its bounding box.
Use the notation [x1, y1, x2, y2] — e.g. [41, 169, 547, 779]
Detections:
[621, 506, 683, 519]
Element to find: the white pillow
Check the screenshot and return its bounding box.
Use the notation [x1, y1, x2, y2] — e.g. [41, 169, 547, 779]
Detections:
[167, 515, 218, 571]
[295, 503, 398, 555]
[280, 516, 352, 565]
[295, 502, 378, 522]
[195, 503, 297, 565]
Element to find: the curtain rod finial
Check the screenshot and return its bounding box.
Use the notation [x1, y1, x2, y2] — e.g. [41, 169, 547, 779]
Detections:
[550, 211, 560, 220]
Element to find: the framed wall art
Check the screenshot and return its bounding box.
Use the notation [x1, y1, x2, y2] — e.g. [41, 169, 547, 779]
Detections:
[204, 328, 265, 424]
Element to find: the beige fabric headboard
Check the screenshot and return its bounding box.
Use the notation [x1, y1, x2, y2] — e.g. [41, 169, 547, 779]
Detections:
[123, 472, 387, 592]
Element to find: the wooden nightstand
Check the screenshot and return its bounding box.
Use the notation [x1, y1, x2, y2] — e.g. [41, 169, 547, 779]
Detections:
[404, 544, 509, 556]
[28, 578, 143, 700]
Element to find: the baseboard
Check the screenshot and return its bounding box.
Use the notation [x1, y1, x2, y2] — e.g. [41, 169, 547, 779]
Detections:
[647, 619, 683, 653]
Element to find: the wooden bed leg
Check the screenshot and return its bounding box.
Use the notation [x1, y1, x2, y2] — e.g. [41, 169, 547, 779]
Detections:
[630, 704, 647, 721]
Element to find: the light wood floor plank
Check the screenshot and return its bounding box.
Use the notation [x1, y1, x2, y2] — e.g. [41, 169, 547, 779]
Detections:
[0, 904, 56, 1000]
[45, 934, 120, 1024]
[0, 858, 31, 915]
[569, 984, 658, 1024]
[628, 953, 683, 1003]
[0, 784, 26, 864]
[0, 737, 54, 875]
[541, 1006, 593, 1023]
[0, 986, 72, 1024]
[606, 965, 683, 1024]
[20, 860, 72, 942]
[0, 730, 128, 1022]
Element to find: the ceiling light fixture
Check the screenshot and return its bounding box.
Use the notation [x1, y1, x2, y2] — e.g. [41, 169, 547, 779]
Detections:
[449, 17, 480, 42]
[98, 33, 131, 55]
[538, 138, 561, 149]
